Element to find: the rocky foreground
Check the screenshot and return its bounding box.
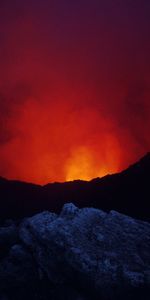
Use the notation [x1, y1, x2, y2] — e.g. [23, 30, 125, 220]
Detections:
[0, 203, 150, 300]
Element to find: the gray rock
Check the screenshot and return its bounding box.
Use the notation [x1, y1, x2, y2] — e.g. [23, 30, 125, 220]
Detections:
[19, 203, 150, 299]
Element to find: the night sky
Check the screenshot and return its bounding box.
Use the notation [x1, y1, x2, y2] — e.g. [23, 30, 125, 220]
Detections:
[0, 0, 150, 184]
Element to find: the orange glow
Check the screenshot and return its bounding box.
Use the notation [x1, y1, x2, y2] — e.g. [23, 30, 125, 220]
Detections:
[0, 1, 150, 184]
[0, 88, 149, 184]
[65, 145, 118, 181]
[0, 91, 126, 184]
[66, 147, 98, 181]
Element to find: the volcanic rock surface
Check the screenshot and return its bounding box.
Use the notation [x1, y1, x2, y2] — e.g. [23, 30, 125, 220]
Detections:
[0, 203, 150, 300]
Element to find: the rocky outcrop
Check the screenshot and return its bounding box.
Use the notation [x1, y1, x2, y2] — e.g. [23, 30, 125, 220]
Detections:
[0, 203, 150, 299]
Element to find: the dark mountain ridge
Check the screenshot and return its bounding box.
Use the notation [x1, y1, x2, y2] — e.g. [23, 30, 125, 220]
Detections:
[0, 152, 150, 221]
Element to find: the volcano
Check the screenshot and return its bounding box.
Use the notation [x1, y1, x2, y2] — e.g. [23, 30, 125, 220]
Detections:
[0, 152, 150, 222]
[0, 153, 150, 300]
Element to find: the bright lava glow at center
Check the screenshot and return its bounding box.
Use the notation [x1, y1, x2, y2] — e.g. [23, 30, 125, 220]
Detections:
[65, 147, 109, 181]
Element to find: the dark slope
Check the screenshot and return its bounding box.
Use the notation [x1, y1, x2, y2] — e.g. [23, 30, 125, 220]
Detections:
[0, 153, 150, 221]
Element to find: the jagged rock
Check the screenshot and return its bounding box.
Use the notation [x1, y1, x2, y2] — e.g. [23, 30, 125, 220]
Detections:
[19, 203, 150, 299]
[0, 203, 150, 299]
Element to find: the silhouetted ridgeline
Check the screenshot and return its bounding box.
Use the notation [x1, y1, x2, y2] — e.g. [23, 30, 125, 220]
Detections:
[0, 153, 150, 221]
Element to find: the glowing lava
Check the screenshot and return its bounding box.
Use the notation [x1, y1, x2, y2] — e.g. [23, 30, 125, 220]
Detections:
[65, 147, 110, 181]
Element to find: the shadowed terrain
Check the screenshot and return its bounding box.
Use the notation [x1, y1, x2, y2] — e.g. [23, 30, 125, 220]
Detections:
[0, 203, 150, 300]
[0, 153, 150, 221]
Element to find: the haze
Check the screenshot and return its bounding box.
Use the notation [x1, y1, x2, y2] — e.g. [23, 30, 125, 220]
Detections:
[0, 0, 150, 183]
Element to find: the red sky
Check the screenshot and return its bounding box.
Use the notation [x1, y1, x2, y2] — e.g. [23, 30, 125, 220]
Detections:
[0, 0, 150, 184]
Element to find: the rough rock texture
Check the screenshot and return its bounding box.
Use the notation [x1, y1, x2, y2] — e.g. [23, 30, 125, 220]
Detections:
[0, 203, 150, 299]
